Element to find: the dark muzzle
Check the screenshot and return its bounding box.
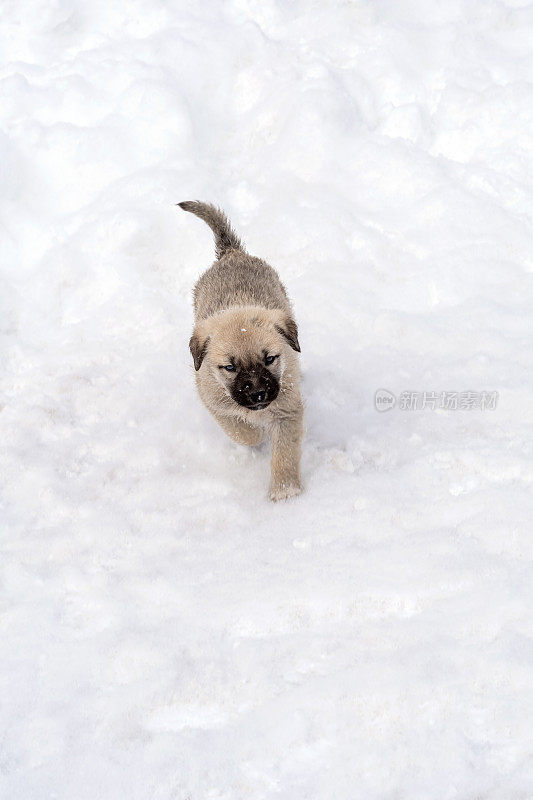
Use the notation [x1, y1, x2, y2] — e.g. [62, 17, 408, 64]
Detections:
[230, 364, 279, 410]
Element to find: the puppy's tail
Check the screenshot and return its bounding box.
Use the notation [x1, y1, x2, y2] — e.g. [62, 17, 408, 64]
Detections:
[177, 201, 244, 259]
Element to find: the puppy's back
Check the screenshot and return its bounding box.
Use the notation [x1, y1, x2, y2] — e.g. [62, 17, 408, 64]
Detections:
[179, 201, 292, 320]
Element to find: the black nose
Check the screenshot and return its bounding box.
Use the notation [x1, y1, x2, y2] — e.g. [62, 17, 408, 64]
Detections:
[250, 391, 266, 404]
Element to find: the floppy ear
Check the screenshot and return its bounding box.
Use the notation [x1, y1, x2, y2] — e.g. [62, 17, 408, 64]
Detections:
[189, 330, 210, 370]
[275, 315, 301, 352]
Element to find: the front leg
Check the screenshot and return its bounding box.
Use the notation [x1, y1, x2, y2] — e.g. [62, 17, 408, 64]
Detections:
[213, 411, 266, 447]
[269, 406, 303, 501]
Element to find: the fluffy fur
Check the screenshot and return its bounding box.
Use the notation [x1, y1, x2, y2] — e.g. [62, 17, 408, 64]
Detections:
[180, 201, 303, 501]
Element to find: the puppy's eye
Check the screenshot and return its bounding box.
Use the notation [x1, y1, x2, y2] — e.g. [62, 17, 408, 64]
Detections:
[264, 355, 278, 365]
[220, 364, 236, 372]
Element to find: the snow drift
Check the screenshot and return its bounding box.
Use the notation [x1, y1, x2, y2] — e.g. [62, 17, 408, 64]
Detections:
[1, 0, 532, 797]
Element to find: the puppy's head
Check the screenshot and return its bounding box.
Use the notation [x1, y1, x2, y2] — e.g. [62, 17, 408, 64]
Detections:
[189, 306, 300, 410]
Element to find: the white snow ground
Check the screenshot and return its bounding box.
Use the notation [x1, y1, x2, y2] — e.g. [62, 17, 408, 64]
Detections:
[1, 0, 533, 797]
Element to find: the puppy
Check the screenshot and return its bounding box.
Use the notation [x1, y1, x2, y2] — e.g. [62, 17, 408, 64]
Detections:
[179, 201, 303, 501]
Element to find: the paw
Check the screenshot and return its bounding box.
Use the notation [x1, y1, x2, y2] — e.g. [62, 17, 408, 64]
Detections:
[269, 479, 302, 502]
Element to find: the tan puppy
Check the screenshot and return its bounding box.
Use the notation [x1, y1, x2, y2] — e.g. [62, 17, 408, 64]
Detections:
[179, 201, 303, 501]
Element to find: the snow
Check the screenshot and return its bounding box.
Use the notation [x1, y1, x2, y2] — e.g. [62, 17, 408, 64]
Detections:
[1, 0, 532, 797]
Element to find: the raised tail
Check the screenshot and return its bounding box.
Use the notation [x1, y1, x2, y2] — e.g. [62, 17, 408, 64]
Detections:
[177, 201, 244, 259]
